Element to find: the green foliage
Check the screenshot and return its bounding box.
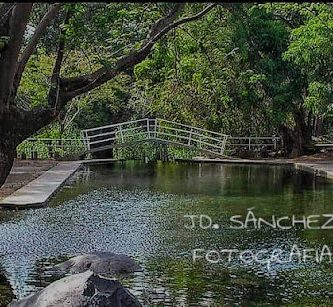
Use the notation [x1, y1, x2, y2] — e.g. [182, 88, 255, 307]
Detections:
[113, 130, 199, 161]
[131, 4, 285, 136]
[283, 4, 333, 78]
[17, 51, 54, 108]
[305, 81, 333, 115]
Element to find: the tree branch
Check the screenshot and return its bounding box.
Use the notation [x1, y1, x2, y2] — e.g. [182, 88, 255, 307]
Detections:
[0, 3, 14, 31]
[61, 3, 217, 101]
[13, 3, 62, 93]
[150, 3, 185, 38]
[0, 3, 33, 107]
[48, 8, 72, 112]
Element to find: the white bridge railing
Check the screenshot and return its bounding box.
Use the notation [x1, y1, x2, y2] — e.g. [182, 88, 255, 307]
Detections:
[16, 138, 86, 159]
[227, 136, 281, 152]
[83, 118, 230, 158]
[17, 119, 282, 160]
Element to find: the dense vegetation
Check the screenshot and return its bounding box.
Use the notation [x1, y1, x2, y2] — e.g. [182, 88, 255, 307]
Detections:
[1, 3, 333, 184]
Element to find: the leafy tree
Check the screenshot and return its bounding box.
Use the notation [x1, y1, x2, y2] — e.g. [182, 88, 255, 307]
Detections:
[132, 3, 333, 156]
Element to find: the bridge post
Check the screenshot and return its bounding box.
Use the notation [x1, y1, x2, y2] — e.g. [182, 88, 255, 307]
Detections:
[83, 131, 91, 159]
[154, 119, 157, 138]
[188, 128, 193, 146]
[273, 135, 277, 150]
[119, 125, 124, 143]
[147, 118, 150, 139]
[220, 135, 227, 155]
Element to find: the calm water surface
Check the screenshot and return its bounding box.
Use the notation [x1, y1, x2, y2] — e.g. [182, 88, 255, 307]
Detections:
[0, 161, 333, 306]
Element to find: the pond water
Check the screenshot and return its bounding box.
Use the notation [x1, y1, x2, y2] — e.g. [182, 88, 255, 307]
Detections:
[1, 161, 333, 306]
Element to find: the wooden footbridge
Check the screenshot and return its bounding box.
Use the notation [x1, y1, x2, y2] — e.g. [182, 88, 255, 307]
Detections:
[17, 118, 282, 160]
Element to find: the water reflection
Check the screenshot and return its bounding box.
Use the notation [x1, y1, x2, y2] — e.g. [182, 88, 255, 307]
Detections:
[0, 161, 332, 305]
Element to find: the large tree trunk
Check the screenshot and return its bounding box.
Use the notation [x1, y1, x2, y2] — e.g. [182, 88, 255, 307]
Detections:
[0, 115, 21, 186]
[0, 109, 20, 186]
[290, 128, 312, 157]
[0, 145, 16, 187]
[290, 107, 313, 158]
[0, 108, 17, 186]
[279, 124, 294, 155]
[0, 105, 56, 187]
[314, 115, 323, 136]
[279, 107, 314, 158]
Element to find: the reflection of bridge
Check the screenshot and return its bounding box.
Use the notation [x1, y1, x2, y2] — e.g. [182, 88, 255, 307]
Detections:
[82, 118, 230, 158]
[17, 118, 282, 160]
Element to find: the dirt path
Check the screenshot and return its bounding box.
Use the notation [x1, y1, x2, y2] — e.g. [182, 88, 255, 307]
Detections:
[0, 159, 58, 201]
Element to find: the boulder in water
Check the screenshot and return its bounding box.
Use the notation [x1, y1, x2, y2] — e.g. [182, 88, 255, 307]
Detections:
[54, 252, 142, 277]
[9, 270, 142, 307]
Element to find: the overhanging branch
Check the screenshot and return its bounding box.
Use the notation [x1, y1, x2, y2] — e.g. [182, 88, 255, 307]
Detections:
[0, 3, 33, 105]
[13, 3, 62, 92]
[60, 3, 217, 101]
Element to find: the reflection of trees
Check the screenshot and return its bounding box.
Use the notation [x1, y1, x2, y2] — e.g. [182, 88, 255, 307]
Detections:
[143, 162, 333, 304]
[141, 257, 279, 305]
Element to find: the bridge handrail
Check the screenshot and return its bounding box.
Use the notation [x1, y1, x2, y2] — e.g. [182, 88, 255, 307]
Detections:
[154, 131, 224, 150]
[83, 118, 148, 133]
[88, 127, 228, 147]
[18, 118, 284, 160]
[25, 138, 88, 141]
[87, 125, 146, 140]
[156, 118, 229, 138]
[84, 119, 229, 145]
[228, 136, 281, 140]
[83, 118, 230, 139]
[89, 133, 226, 150]
[154, 124, 225, 143]
[81, 118, 283, 157]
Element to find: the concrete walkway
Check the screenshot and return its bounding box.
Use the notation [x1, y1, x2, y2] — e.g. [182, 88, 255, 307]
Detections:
[0, 162, 81, 209]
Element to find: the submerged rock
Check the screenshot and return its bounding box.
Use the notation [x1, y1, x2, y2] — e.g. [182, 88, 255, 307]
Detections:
[9, 270, 142, 307]
[54, 252, 142, 277]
